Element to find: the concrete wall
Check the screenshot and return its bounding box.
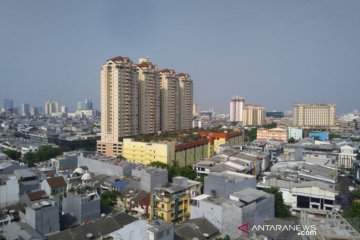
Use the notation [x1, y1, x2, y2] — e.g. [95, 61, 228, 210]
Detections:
[78, 154, 133, 177]
[62, 193, 100, 224]
[141, 171, 168, 192]
[25, 205, 59, 235]
[190, 200, 223, 231]
[62, 193, 81, 223]
[51, 153, 78, 172]
[204, 174, 256, 198]
[19, 180, 40, 195]
[222, 203, 244, 239]
[0, 176, 19, 208]
[254, 195, 275, 225]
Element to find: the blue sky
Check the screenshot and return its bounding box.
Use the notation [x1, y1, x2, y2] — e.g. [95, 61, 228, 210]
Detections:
[0, 1, 359, 113]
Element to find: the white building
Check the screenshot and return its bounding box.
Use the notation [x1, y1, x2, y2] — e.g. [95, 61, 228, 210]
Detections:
[20, 104, 30, 116]
[229, 96, 244, 122]
[0, 175, 20, 208]
[338, 145, 357, 169]
[44, 100, 59, 116]
[288, 127, 303, 141]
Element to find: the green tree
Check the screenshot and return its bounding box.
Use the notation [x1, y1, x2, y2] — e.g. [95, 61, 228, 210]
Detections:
[101, 190, 118, 207]
[148, 161, 168, 169]
[148, 161, 197, 181]
[263, 187, 292, 218]
[23, 145, 64, 167]
[2, 149, 21, 160]
[288, 137, 296, 143]
[351, 188, 360, 199]
[245, 128, 258, 142]
[263, 123, 277, 129]
[176, 166, 197, 180]
[344, 202, 360, 218]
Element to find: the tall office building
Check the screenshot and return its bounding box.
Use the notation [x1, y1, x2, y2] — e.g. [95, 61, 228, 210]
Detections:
[193, 104, 199, 117]
[293, 103, 336, 129]
[30, 107, 39, 116]
[60, 105, 68, 114]
[97, 56, 138, 157]
[229, 96, 245, 122]
[160, 69, 180, 132]
[20, 103, 30, 116]
[178, 73, 193, 130]
[78, 99, 93, 110]
[137, 58, 161, 134]
[243, 104, 266, 126]
[3, 99, 14, 112]
[44, 100, 59, 116]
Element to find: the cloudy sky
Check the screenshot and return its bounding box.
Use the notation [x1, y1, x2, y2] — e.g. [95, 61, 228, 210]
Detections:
[0, 0, 359, 113]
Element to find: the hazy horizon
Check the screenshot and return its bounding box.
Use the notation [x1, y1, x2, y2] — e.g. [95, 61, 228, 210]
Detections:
[1, 1, 360, 113]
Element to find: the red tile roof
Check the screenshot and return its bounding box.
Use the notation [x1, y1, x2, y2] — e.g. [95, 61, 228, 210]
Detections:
[160, 68, 174, 73]
[177, 73, 188, 77]
[137, 62, 150, 68]
[27, 190, 48, 201]
[109, 56, 130, 62]
[46, 176, 67, 188]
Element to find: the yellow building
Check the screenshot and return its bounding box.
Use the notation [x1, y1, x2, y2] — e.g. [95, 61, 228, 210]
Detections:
[293, 103, 336, 129]
[150, 183, 192, 223]
[199, 131, 244, 155]
[122, 138, 174, 165]
[243, 104, 266, 126]
[122, 138, 210, 166]
[256, 127, 288, 142]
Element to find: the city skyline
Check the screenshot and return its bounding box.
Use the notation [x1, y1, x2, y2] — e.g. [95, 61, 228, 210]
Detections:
[1, 1, 360, 113]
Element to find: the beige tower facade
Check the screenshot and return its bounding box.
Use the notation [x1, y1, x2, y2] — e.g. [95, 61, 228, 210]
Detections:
[97, 56, 139, 157]
[160, 69, 180, 132]
[243, 104, 266, 126]
[137, 58, 161, 134]
[293, 103, 336, 129]
[178, 73, 193, 130]
[229, 96, 245, 122]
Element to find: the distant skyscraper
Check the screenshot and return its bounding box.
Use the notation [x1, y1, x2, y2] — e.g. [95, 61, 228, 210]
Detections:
[97, 56, 138, 157]
[78, 99, 94, 110]
[20, 103, 30, 116]
[137, 58, 161, 134]
[229, 96, 245, 122]
[193, 104, 199, 117]
[293, 103, 336, 129]
[97, 55, 194, 157]
[60, 105, 68, 114]
[77, 101, 83, 110]
[45, 100, 59, 115]
[178, 73, 193, 130]
[30, 107, 39, 116]
[3, 99, 14, 112]
[160, 69, 180, 132]
[243, 104, 266, 126]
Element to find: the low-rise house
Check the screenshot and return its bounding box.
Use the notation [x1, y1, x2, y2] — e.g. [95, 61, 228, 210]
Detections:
[21, 190, 48, 205]
[14, 168, 40, 195]
[190, 188, 275, 239]
[175, 218, 219, 240]
[106, 219, 174, 240]
[46, 212, 137, 240]
[0, 175, 19, 208]
[62, 186, 100, 224]
[338, 145, 358, 169]
[204, 171, 256, 198]
[19, 194, 60, 236]
[3, 222, 43, 240]
[132, 166, 168, 192]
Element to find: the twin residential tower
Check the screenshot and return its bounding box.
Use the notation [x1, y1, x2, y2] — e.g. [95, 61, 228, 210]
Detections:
[97, 56, 193, 157]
